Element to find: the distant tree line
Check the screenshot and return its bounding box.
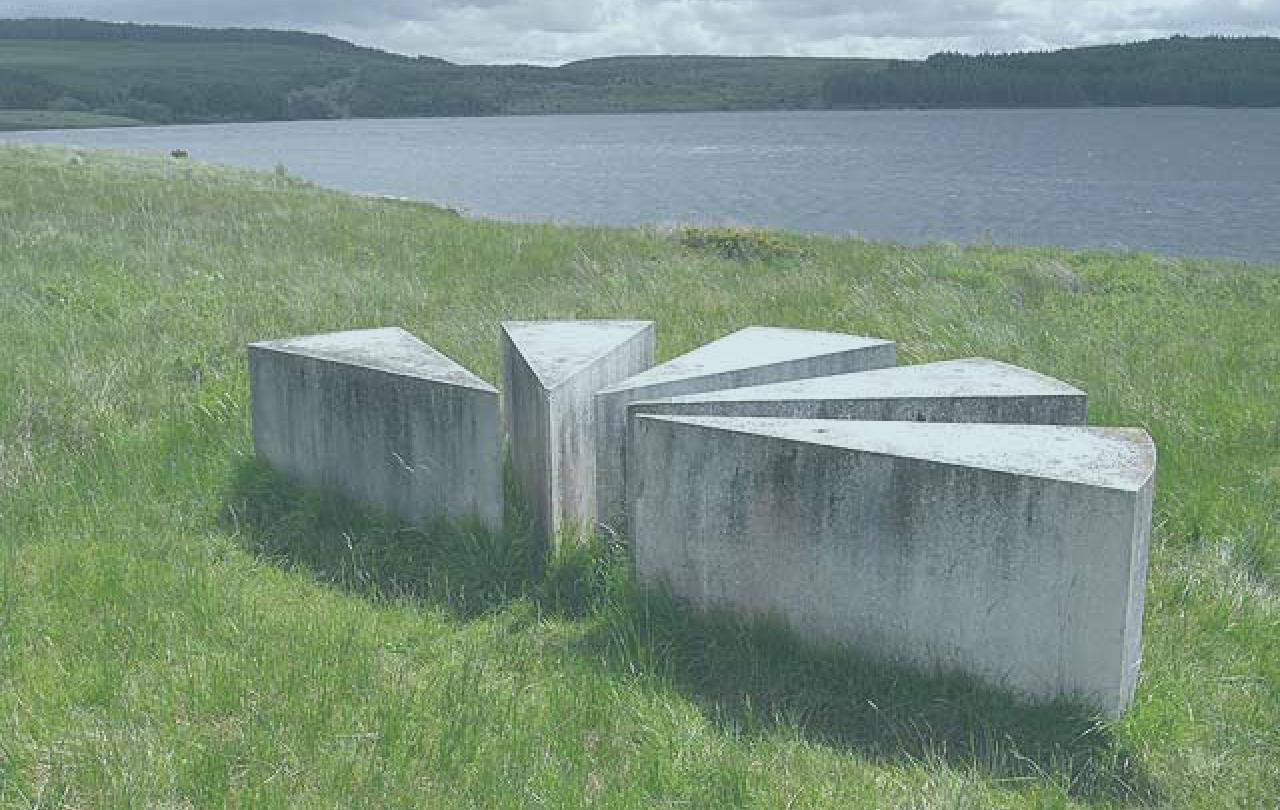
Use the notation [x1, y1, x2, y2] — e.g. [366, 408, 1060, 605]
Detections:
[0, 19, 491, 123]
[0, 18, 374, 54]
[1, 21, 1276, 127]
[824, 37, 1280, 108]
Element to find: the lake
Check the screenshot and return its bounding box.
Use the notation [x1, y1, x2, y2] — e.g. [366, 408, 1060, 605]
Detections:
[5, 108, 1279, 264]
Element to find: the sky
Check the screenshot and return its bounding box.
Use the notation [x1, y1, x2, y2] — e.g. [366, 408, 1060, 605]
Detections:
[2, 0, 1278, 64]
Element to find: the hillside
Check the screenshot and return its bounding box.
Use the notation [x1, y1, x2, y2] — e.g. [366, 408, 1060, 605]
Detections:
[4, 20, 1277, 127]
[0, 144, 1276, 807]
[0, 19, 883, 124]
[825, 36, 1280, 107]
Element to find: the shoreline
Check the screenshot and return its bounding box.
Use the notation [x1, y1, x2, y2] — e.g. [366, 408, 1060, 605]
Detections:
[3, 101, 1279, 133]
[2, 139, 1276, 269]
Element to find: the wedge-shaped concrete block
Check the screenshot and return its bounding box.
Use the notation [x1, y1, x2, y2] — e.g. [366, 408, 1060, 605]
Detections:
[631, 358, 1087, 425]
[595, 326, 896, 530]
[629, 416, 1155, 717]
[249, 327, 502, 531]
[501, 320, 655, 539]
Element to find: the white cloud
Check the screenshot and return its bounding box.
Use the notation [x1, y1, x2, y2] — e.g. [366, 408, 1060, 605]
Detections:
[2, 0, 1276, 63]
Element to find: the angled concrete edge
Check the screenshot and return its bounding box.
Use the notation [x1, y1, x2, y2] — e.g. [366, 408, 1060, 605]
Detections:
[630, 357, 1088, 425]
[250, 326, 497, 392]
[500, 320, 655, 540]
[594, 326, 897, 530]
[249, 327, 502, 531]
[628, 415, 1155, 717]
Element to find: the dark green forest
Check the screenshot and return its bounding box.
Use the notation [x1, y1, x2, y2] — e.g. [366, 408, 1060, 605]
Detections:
[0, 19, 1276, 129]
[0, 19, 881, 125]
[824, 36, 1280, 108]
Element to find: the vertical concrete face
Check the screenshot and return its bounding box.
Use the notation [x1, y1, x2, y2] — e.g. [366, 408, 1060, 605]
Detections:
[629, 415, 1155, 717]
[500, 320, 655, 539]
[248, 327, 502, 531]
[594, 326, 896, 531]
[630, 358, 1088, 425]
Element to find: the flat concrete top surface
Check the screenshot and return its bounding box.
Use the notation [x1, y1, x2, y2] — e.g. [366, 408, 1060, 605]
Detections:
[250, 327, 496, 391]
[645, 358, 1084, 404]
[502, 320, 654, 389]
[599, 326, 893, 394]
[638, 415, 1155, 491]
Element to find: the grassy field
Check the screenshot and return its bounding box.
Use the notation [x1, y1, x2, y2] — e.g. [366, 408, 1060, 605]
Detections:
[0, 145, 1276, 808]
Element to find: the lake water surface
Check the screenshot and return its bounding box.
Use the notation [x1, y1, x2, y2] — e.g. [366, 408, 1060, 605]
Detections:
[5, 108, 1278, 264]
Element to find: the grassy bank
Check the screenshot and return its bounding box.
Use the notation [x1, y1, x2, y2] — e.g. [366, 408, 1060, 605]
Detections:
[0, 110, 142, 131]
[0, 145, 1276, 808]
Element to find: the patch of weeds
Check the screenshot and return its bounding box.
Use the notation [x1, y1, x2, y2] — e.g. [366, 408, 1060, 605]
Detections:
[678, 226, 808, 263]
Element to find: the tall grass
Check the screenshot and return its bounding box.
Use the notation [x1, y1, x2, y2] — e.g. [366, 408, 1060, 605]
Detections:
[0, 145, 1276, 808]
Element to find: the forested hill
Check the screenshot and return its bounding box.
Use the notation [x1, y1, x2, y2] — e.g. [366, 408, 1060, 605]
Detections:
[0, 19, 882, 125]
[824, 36, 1280, 108]
[0, 20, 1277, 130]
[0, 17, 383, 53]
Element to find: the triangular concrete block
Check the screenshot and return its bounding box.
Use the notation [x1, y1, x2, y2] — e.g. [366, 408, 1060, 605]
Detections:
[253, 327, 497, 392]
[636, 415, 1152, 490]
[629, 414, 1155, 717]
[500, 320, 655, 540]
[502, 320, 655, 390]
[594, 326, 896, 529]
[632, 357, 1087, 425]
[249, 327, 502, 530]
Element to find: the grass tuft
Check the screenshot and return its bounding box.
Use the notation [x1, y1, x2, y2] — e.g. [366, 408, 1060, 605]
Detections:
[678, 225, 810, 263]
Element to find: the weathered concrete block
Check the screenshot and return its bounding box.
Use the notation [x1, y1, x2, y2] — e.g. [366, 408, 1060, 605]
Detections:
[501, 320, 655, 539]
[631, 357, 1087, 425]
[629, 416, 1155, 716]
[248, 327, 502, 531]
[594, 326, 896, 530]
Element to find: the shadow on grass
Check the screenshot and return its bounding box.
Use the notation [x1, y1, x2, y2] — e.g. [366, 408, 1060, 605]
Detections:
[222, 459, 607, 618]
[576, 584, 1161, 805]
[222, 459, 1159, 806]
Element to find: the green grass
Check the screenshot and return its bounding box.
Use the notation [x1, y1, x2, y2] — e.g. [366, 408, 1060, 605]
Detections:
[0, 144, 1276, 808]
[0, 109, 142, 131]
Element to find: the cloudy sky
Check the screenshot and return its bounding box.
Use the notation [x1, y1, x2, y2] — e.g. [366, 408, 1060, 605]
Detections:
[3, 0, 1277, 64]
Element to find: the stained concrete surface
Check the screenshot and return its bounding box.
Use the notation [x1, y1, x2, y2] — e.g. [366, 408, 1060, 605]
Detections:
[501, 320, 654, 540]
[249, 327, 502, 530]
[594, 326, 896, 530]
[628, 415, 1155, 716]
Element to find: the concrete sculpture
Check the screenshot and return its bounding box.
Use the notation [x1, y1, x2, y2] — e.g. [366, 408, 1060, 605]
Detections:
[248, 327, 502, 530]
[629, 357, 1087, 425]
[628, 415, 1155, 717]
[501, 320, 655, 540]
[246, 319, 1157, 716]
[594, 326, 897, 530]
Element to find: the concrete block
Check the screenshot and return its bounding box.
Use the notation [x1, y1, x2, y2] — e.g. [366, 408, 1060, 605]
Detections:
[501, 320, 655, 539]
[248, 327, 502, 531]
[594, 326, 896, 530]
[631, 357, 1087, 425]
[629, 415, 1155, 716]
